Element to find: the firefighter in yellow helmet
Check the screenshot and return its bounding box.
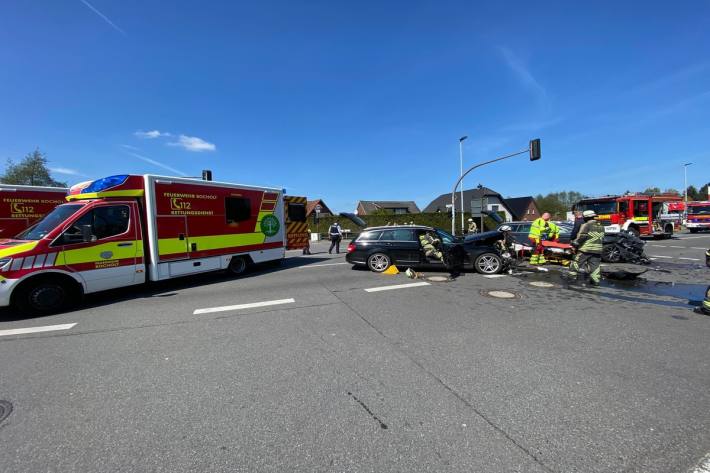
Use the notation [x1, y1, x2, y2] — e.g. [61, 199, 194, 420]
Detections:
[528, 212, 560, 265]
[568, 210, 604, 285]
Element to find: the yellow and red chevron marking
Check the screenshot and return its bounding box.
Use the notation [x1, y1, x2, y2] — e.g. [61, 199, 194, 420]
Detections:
[284, 195, 308, 250]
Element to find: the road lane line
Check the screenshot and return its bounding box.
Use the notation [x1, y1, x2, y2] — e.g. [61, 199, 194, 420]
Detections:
[692, 247, 707, 250]
[678, 257, 700, 261]
[677, 236, 710, 240]
[364, 282, 431, 292]
[648, 245, 667, 247]
[648, 255, 673, 259]
[193, 298, 295, 315]
[298, 262, 349, 268]
[668, 245, 684, 248]
[0, 323, 77, 337]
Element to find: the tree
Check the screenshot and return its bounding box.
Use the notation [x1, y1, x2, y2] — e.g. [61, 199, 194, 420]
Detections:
[0, 149, 66, 187]
[642, 187, 661, 196]
[686, 185, 699, 201]
[663, 188, 680, 195]
[698, 183, 710, 201]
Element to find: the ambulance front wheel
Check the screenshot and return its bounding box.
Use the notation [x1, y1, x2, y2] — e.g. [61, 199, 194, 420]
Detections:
[13, 276, 79, 315]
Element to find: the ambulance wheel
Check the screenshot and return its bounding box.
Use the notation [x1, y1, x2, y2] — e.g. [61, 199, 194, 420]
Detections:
[13, 276, 76, 315]
[367, 252, 391, 272]
[228, 256, 248, 276]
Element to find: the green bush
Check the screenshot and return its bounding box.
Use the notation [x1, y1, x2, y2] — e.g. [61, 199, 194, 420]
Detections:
[310, 212, 503, 238]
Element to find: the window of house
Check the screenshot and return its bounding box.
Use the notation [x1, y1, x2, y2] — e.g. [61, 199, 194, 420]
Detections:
[226, 197, 252, 223]
[393, 208, 408, 214]
[491, 205, 499, 211]
[287, 203, 306, 222]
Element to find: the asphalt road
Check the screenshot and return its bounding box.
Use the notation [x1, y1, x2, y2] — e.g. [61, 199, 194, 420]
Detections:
[0, 236, 709, 473]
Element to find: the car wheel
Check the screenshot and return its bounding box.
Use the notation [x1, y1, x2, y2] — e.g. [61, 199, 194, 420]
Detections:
[627, 227, 640, 238]
[367, 252, 391, 272]
[602, 244, 621, 263]
[689, 228, 698, 234]
[474, 253, 502, 274]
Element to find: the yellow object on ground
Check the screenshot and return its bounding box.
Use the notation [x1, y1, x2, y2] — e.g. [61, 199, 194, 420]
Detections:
[383, 265, 400, 275]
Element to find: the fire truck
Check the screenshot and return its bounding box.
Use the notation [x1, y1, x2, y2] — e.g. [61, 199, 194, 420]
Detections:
[0, 184, 67, 239]
[574, 193, 683, 238]
[0, 174, 285, 314]
[686, 201, 710, 233]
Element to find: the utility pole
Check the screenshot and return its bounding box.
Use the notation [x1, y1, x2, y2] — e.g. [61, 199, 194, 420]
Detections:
[459, 136, 468, 235]
[683, 162, 693, 205]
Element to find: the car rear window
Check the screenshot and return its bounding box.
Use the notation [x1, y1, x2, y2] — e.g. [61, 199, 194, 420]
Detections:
[379, 229, 415, 241]
[358, 231, 382, 241]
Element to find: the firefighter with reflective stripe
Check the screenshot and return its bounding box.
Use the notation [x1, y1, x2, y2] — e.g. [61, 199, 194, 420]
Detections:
[528, 212, 560, 265]
[568, 210, 604, 285]
[419, 231, 443, 262]
[695, 249, 710, 315]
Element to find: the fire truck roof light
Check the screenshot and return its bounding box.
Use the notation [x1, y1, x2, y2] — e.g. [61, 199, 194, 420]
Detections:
[82, 175, 129, 194]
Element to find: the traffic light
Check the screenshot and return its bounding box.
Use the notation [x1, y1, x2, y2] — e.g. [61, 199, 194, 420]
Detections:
[202, 169, 213, 181]
[529, 139, 541, 161]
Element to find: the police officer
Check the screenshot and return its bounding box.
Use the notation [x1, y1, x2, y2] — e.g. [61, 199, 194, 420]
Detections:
[568, 210, 604, 286]
[328, 221, 343, 254]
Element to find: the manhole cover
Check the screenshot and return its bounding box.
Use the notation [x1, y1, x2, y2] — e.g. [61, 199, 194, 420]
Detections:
[480, 289, 520, 299]
[0, 400, 13, 425]
[426, 276, 451, 282]
[529, 281, 555, 288]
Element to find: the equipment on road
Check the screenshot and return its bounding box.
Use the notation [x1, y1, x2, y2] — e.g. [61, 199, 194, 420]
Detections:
[0, 174, 286, 314]
[573, 193, 682, 238]
[0, 184, 68, 239]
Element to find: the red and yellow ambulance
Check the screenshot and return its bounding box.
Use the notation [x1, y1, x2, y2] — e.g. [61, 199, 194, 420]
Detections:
[0, 184, 67, 239]
[0, 174, 285, 314]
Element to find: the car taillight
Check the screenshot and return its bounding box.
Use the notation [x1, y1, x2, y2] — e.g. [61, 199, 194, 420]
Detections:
[347, 243, 356, 253]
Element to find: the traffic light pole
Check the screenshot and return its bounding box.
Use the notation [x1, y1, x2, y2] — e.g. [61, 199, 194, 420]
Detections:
[450, 142, 539, 235]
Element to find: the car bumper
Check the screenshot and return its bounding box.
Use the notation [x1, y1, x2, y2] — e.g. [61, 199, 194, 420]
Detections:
[345, 253, 366, 265]
[0, 277, 19, 307]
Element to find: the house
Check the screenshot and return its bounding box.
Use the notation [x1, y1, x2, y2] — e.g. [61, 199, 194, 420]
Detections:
[503, 196, 539, 221]
[356, 200, 421, 215]
[306, 199, 334, 218]
[423, 187, 515, 221]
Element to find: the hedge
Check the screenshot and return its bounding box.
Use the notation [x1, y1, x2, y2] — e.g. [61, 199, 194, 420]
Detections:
[308, 212, 503, 238]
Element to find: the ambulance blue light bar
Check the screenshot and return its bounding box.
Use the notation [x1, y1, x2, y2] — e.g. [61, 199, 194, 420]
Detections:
[81, 175, 129, 194]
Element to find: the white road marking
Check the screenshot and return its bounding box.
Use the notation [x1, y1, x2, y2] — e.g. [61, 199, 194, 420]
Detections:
[677, 235, 710, 240]
[298, 262, 349, 268]
[648, 255, 673, 259]
[689, 452, 710, 473]
[483, 274, 506, 278]
[668, 245, 685, 248]
[0, 323, 77, 337]
[193, 298, 295, 315]
[678, 257, 700, 261]
[364, 282, 431, 292]
[648, 245, 667, 247]
[692, 247, 708, 250]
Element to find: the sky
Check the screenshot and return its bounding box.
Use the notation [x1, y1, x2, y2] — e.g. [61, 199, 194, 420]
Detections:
[1, 1, 709, 212]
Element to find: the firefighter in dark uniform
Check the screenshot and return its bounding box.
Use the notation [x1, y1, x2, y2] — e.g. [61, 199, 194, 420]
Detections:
[568, 210, 604, 286]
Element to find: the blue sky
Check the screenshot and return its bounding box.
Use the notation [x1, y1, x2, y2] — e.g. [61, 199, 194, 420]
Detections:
[1, 1, 709, 212]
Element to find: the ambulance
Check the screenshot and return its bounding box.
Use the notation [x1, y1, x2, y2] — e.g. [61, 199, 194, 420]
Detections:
[0, 174, 285, 314]
[283, 195, 309, 250]
[0, 184, 67, 239]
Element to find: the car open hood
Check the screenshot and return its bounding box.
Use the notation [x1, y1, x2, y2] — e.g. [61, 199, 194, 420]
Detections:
[339, 212, 367, 228]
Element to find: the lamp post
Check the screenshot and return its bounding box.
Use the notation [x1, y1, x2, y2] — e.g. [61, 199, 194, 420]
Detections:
[683, 162, 693, 205]
[450, 139, 541, 234]
[459, 136, 468, 235]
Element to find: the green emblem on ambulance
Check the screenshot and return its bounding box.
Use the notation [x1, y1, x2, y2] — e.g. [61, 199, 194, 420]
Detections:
[260, 214, 280, 237]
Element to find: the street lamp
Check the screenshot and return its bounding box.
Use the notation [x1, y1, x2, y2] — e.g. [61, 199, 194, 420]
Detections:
[683, 162, 693, 205]
[450, 139, 541, 234]
[458, 135, 468, 235]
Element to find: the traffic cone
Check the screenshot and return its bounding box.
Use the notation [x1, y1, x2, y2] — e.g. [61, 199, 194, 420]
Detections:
[383, 265, 400, 275]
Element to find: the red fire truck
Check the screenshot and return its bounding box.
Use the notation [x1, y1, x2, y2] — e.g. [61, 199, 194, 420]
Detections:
[685, 201, 710, 233]
[574, 193, 683, 238]
[0, 184, 67, 239]
[0, 174, 285, 314]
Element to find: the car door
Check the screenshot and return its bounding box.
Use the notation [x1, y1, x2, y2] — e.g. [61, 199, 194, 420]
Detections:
[56, 203, 142, 293]
[378, 228, 418, 264]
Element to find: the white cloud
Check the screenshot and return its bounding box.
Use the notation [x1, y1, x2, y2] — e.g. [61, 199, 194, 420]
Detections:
[134, 130, 170, 139]
[79, 0, 126, 36]
[50, 167, 82, 176]
[498, 46, 549, 109]
[168, 135, 216, 152]
[125, 151, 188, 176]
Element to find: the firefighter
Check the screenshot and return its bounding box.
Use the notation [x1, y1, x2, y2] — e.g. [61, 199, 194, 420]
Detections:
[696, 249, 710, 315]
[467, 218, 477, 233]
[419, 231, 443, 262]
[528, 212, 560, 265]
[568, 210, 604, 286]
[328, 221, 343, 254]
[302, 228, 312, 255]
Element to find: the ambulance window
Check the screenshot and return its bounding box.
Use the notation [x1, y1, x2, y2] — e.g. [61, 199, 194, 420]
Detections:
[93, 205, 130, 239]
[226, 197, 251, 223]
[287, 203, 307, 222]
